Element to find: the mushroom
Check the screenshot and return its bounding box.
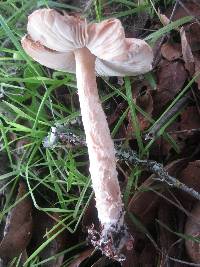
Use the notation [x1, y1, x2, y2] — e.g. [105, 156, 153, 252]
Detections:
[21, 9, 153, 260]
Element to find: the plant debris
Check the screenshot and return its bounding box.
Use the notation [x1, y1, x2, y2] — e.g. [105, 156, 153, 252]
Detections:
[0, 182, 32, 264]
[2, 0, 200, 266]
[185, 201, 200, 263]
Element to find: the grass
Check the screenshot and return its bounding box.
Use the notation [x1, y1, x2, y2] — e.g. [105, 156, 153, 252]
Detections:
[0, 0, 198, 265]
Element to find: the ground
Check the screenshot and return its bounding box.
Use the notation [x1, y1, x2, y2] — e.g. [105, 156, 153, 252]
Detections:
[0, 0, 200, 266]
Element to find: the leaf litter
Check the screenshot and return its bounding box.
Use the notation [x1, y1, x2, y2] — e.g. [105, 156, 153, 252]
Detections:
[0, 182, 32, 265]
[2, 0, 200, 266]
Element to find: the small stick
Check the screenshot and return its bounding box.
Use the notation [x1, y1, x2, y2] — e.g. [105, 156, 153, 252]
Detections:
[45, 125, 200, 200]
[145, 96, 189, 140]
[116, 147, 200, 201]
[169, 128, 200, 135]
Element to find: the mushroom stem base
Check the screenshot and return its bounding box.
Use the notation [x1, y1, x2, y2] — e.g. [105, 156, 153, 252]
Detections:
[74, 47, 132, 260]
[88, 214, 133, 262]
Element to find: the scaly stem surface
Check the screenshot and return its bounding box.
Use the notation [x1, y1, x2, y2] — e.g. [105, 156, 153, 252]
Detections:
[74, 47, 123, 227]
[74, 48, 132, 261]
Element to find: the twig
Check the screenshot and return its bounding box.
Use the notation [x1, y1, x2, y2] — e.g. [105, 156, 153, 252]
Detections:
[169, 128, 200, 135]
[44, 124, 200, 200]
[145, 96, 189, 140]
[116, 147, 200, 201]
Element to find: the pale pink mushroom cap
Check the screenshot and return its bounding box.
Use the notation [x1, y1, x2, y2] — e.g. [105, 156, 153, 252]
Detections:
[21, 8, 153, 76]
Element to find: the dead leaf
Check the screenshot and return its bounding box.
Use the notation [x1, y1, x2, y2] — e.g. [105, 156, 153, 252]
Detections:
[0, 182, 32, 262]
[157, 60, 187, 93]
[152, 122, 183, 157]
[68, 248, 94, 267]
[180, 22, 200, 85]
[180, 106, 200, 131]
[153, 60, 188, 115]
[185, 201, 200, 263]
[139, 242, 156, 266]
[136, 90, 153, 129]
[183, 22, 200, 52]
[82, 197, 99, 232]
[29, 211, 70, 267]
[128, 158, 188, 226]
[158, 202, 178, 266]
[179, 161, 200, 202]
[107, 102, 126, 126]
[165, 2, 200, 22]
[55, 85, 80, 110]
[161, 42, 182, 61]
[128, 184, 161, 226]
[91, 255, 121, 267]
[153, 106, 200, 157]
[194, 52, 200, 90]
[0, 152, 11, 198]
[121, 249, 139, 267]
[180, 26, 195, 74]
[127, 84, 153, 137]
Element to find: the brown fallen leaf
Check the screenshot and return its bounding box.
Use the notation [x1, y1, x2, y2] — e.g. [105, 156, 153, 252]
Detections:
[152, 122, 184, 158]
[82, 197, 99, 233]
[183, 23, 200, 53]
[107, 102, 126, 126]
[158, 201, 178, 267]
[121, 249, 139, 267]
[172, 209, 188, 267]
[165, 1, 200, 22]
[68, 248, 94, 267]
[180, 106, 200, 131]
[54, 85, 80, 110]
[139, 242, 156, 267]
[194, 52, 200, 90]
[180, 26, 195, 75]
[180, 22, 200, 86]
[127, 83, 153, 137]
[92, 255, 121, 267]
[0, 152, 11, 199]
[153, 60, 188, 115]
[185, 201, 200, 263]
[29, 211, 70, 267]
[156, 106, 200, 157]
[68, 250, 118, 267]
[128, 159, 188, 226]
[156, 60, 187, 93]
[161, 42, 182, 61]
[136, 90, 154, 130]
[128, 180, 162, 226]
[0, 182, 32, 262]
[179, 161, 200, 202]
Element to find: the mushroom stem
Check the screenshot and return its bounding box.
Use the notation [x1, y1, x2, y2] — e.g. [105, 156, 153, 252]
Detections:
[74, 47, 131, 258]
[74, 47, 123, 224]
